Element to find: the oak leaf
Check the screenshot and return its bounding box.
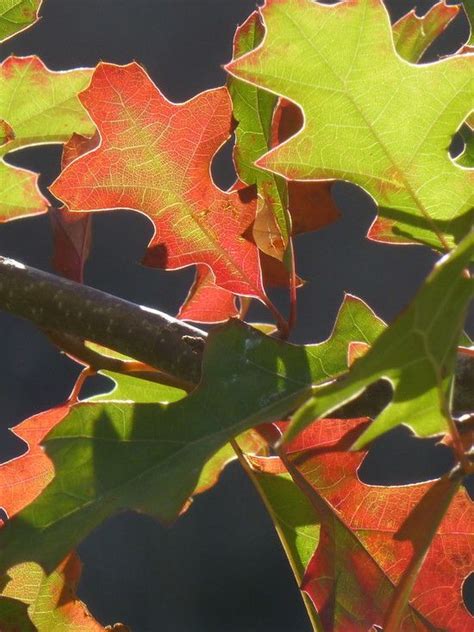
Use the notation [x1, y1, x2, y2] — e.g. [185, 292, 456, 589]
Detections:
[393, 1, 460, 64]
[226, 0, 473, 251]
[0, 56, 94, 220]
[288, 233, 474, 447]
[229, 12, 339, 328]
[0, 553, 114, 631]
[0, 295, 383, 573]
[51, 62, 269, 304]
[0, 0, 41, 43]
[178, 264, 239, 323]
[263, 417, 474, 631]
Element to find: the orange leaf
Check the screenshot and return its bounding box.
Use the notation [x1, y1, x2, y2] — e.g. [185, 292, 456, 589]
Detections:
[259, 418, 473, 630]
[0, 405, 70, 522]
[178, 264, 239, 323]
[51, 63, 266, 302]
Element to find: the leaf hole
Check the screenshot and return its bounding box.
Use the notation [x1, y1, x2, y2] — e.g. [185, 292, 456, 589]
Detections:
[464, 474, 474, 501]
[463, 572, 474, 615]
[78, 373, 116, 401]
[358, 426, 454, 486]
[4, 145, 63, 204]
[211, 132, 237, 191]
[449, 130, 465, 160]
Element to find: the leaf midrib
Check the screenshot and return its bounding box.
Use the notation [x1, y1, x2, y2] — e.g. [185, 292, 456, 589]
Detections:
[277, 4, 457, 250]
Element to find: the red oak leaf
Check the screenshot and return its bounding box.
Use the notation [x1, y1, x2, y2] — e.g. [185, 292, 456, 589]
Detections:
[50, 132, 99, 282]
[0, 405, 70, 521]
[254, 418, 473, 630]
[178, 264, 239, 323]
[50, 63, 267, 303]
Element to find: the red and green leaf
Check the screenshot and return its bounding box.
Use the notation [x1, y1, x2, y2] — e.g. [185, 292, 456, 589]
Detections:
[253, 417, 473, 630]
[0, 552, 126, 631]
[0, 0, 42, 43]
[229, 12, 339, 327]
[0, 294, 384, 574]
[226, 0, 473, 251]
[393, 1, 460, 63]
[50, 63, 270, 307]
[0, 56, 94, 221]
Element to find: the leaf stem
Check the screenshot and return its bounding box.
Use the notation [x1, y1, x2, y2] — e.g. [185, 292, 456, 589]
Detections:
[263, 295, 290, 339]
[287, 238, 298, 333]
[230, 438, 323, 632]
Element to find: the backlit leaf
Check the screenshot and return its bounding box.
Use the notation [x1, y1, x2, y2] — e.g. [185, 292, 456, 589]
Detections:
[178, 264, 239, 323]
[50, 62, 268, 304]
[226, 0, 473, 250]
[0, 56, 93, 220]
[0, 0, 41, 43]
[0, 295, 384, 573]
[229, 10, 339, 309]
[229, 11, 291, 262]
[243, 443, 322, 629]
[393, 1, 460, 63]
[288, 233, 474, 448]
[272, 417, 474, 631]
[0, 553, 109, 631]
[0, 405, 71, 521]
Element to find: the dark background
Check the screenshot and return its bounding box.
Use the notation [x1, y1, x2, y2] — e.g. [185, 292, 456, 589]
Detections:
[0, 1, 471, 630]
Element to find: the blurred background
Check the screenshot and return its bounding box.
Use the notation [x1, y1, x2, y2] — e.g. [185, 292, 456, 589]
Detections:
[0, 1, 471, 630]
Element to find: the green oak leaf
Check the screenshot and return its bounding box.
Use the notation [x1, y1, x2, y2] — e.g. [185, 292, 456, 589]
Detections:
[287, 232, 474, 449]
[0, 0, 41, 43]
[0, 294, 384, 574]
[226, 0, 473, 251]
[393, 1, 461, 63]
[229, 11, 291, 262]
[464, 0, 474, 46]
[93, 370, 267, 504]
[244, 453, 322, 630]
[0, 553, 107, 631]
[0, 56, 94, 220]
[90, 370, 187, 404]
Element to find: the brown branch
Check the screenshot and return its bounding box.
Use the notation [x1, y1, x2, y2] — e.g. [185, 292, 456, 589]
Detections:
[0, 255, 471, 419]
[0, 256, 206, 385]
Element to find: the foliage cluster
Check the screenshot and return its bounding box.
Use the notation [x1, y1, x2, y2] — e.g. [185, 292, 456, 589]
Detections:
[0, 0, 472, 630]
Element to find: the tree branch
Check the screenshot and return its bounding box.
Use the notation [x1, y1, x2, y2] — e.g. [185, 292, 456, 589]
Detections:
[0, 256, 205, 384]
[0, 255, 471, 422]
